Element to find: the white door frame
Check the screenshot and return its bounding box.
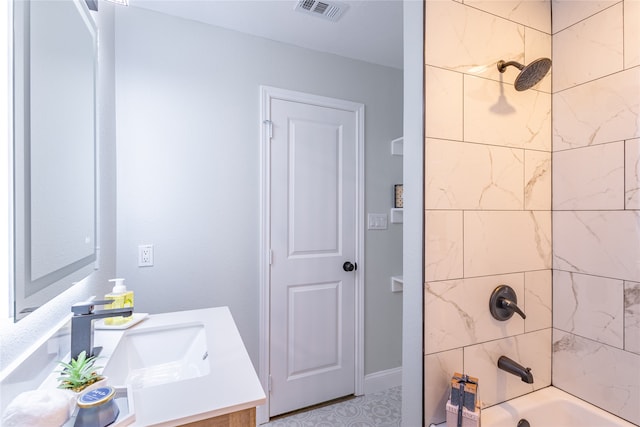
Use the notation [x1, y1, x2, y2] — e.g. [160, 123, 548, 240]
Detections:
[258, 85, 365, 424]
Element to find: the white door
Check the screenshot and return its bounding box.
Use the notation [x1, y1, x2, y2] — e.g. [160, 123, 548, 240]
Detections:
[268, 93, 361, 417]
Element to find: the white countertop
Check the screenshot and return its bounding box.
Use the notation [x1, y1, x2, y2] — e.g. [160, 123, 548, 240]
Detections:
[40, 307, 266, 427]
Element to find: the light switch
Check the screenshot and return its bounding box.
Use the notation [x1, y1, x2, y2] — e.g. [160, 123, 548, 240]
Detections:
[368, 213, 388, 230]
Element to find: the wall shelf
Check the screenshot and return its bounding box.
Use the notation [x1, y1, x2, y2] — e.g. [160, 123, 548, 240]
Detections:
[390, 208, 403, 224]
[391, 137, 403, 156]
[391, 276, 403, 293]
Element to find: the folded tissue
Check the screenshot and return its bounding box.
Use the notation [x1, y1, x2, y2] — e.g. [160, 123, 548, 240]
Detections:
[2, 389, 75, 427]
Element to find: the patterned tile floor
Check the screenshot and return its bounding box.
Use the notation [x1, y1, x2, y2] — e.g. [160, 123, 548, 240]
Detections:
[264, 386, 402, 427]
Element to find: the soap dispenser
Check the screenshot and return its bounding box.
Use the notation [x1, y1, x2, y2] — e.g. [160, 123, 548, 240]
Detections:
[104, 278, 134, 326]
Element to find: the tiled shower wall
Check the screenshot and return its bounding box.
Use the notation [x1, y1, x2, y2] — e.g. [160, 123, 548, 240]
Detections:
[423, 1, 553, 424]
[551, 1, 640, 425]
[423, 1, 640, 425]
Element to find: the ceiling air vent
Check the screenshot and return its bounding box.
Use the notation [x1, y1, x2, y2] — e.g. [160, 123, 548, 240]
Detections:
[294, 0, 349, 22]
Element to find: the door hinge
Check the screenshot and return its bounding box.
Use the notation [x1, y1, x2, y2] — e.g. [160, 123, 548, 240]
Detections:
[263, 119, 273, 139]
[269, 249, 273, 265]
[268, 374, 272, 392]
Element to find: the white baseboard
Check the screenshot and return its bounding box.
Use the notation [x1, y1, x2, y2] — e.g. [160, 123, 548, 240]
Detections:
[364, 366, 402, 395]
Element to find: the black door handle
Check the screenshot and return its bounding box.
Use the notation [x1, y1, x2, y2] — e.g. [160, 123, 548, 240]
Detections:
[343, 262, 357, 272]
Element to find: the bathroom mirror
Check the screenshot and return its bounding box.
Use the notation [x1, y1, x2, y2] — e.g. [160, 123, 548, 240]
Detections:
[12, 0, 97, 321]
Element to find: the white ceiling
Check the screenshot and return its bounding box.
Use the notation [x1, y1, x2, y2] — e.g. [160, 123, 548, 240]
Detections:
[127, 0, 404, 69]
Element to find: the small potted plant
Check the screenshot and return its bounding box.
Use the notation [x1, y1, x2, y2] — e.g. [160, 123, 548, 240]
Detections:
[56, 351, 106, 393]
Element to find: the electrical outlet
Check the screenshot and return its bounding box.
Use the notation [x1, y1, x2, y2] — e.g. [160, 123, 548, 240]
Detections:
[138, 244, 154, 267]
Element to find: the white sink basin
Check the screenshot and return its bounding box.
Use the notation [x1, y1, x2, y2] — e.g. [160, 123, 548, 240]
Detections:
[102, 322, 210, 389]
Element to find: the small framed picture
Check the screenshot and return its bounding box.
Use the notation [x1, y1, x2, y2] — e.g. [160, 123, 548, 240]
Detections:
[394, 184, 403, 208]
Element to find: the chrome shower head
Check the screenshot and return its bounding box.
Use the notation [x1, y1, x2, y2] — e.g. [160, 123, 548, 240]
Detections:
[497, 58, 552, 91]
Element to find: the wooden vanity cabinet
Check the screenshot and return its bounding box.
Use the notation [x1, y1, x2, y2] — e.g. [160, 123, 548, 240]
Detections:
[179, 407, 256, 427]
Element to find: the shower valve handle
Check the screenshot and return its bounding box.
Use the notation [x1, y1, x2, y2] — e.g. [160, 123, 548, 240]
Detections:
[499, 298, 526, 319]
[490, 285, 527, 321]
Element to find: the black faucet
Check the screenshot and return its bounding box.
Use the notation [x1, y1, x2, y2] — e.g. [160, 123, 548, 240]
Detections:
[70, 300, 134, 361]
[497, 355, 534, 384]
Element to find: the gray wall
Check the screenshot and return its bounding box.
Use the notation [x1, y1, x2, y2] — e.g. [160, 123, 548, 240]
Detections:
[114, 6, 403, 375]
[0, 3, 118, 372]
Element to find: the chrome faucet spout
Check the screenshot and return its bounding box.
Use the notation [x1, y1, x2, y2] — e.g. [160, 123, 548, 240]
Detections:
[498, 355, 534, 384]
[70, 300, 134, 360]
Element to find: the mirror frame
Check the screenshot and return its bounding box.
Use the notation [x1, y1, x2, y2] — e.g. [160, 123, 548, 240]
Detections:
[12, 0, 98, 321]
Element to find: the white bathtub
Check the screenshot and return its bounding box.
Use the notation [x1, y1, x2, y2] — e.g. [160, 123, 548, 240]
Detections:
[436, 387, 636, 427]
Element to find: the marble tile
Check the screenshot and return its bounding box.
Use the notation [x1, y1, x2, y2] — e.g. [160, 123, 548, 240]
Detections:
[425, 66, 463, 141]
[425, 1, 524, 83]
[553, 211, 640, 282]
[425, 274, 525, 354]
[551, 0, 619, 34]
[524, 150, 551, 210]
[464, 75, 551, 152]
[553, 330, 640, 425]
[553, 270, 624, 348]
[425, 210, 463, 282]
[464, 211, 551, 277]
[627, 138, 640, 209]
[424, 349, 463, 426]
[524, 27, 552, 93]
[553, 142, 625, 210]
[552, 3, 623, 92]
[625, 281, 640, 354]
[425, 139, 524, 210]
[553, 67, 640, 151]
[624, 0, 640, 68]
[524, 270, 552, 332]
[464, 0, 551, 33]
[465, 329, 551, 407]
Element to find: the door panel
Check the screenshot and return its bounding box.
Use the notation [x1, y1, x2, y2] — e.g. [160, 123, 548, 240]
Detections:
[288, 119, 341, 257]
[269, 97, 357, 417]
[287, 281, 341, 378]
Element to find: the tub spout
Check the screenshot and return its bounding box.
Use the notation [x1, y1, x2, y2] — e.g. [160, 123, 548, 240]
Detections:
[498, 355, 533, 384]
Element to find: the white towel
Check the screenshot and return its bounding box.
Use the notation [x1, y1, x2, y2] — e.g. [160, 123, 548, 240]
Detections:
[2, 389, 75, 427]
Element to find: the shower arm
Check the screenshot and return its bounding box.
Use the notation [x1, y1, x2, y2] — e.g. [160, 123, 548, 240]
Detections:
[497, 60, 525, 73]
